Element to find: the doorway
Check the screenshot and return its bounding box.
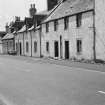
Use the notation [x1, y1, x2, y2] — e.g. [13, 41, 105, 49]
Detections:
[19, 42, 22, 55]
[60, 36, 62, 59]
[54, 41, 59, 57]
[65, 41, 69, 59]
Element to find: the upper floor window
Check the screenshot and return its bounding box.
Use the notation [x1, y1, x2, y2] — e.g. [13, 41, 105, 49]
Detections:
[26, 42, 29, 53]
[76, 13, 82, 27]
[54, 20, 58, 31]
[46, 22, 49, 33]
[64, 17, 69, 30]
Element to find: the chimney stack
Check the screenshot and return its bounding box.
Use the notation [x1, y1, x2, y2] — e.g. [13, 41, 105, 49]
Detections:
[29, 4, 37, 17]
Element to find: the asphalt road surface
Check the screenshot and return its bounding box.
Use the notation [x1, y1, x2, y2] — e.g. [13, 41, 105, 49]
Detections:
[0, 56, 105, 105]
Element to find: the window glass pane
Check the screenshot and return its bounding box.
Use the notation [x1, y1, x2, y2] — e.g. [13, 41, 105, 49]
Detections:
[77, 39, 82, 53]
[26, 42, 29, 52]
[64, 17, 69, 30]
[54, 20, 58, 31]
[76, 13, 82, 27]
[34, 41, 37, 53]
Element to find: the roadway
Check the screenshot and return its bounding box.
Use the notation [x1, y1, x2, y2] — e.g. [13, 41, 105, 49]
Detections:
[0, 55, 105, 105]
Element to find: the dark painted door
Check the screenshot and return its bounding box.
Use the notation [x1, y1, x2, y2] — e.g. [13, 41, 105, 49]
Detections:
[65, 41, 69, 59]
[54, 41, 59, 57]
[19, 43, 22, 55]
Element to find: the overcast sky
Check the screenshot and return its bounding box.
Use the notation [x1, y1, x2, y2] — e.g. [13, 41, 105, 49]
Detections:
[0, 0, 47, 31]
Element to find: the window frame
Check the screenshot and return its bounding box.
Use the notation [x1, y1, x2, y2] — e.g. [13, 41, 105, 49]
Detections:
[54, 20, 58, 31]
[64, 16, 69, 30]
[26, 42, 29, 53]
[46, 41, 49, 53]
[34, 41, 37, 53]
[77, 39, 82, 54]
[76, 13, 82, 27]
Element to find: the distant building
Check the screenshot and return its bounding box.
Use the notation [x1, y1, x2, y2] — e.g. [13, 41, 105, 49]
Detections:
[2, 17, 24, 54]
[15, 4, 47, 57]
[0, 31, 6, 54]
[2, 33, 15, 54]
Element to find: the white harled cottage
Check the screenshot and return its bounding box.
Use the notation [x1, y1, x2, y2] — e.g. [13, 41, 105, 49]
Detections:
[41, 0, 105, 61]
[14, 0, 105, 61]
[41, 0, 94, 60]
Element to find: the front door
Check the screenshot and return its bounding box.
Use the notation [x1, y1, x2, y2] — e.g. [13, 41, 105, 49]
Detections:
[65, 41, 69, 59]
[54, 41, 59, 57]
[19, 42, 22, 55]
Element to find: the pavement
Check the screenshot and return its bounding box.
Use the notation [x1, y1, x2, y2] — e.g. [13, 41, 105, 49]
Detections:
[1, 55, 105, 72]
[0, 55, 105, 105]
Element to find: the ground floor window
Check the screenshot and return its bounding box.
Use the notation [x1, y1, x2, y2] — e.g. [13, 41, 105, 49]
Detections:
[34, 41, 37, 53]
[26, 42, 29, 53]
[46, 42, 49, 53]
[77, 39, 82, 54]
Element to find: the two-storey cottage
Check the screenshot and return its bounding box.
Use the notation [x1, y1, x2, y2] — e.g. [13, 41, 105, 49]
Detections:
[41, 0, 94, 60]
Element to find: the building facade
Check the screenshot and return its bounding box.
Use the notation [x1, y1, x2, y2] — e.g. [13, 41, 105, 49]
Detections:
[41, 0, 94, 60]
[2, 17, 24, 54]
[15, 26, 41, 57]
[2, 33, 15, 54]
[15, 4, 47, 57]
[0, 32, 6, 54]
[3, 0, 105, 61]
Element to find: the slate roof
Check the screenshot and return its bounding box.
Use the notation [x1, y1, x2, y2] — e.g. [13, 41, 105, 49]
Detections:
[28, 25, 40, 31]
[36, 10, 50, 16]
[2, 33, 14, 40]
[43, 0, 93, 23]
[11, 21, 24, 31]
[36, 6, 59, 16]
[28, 25, 34, 31]
[17, 25, 26, 33]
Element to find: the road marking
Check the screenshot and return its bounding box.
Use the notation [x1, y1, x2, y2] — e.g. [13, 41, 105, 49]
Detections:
[98, 91, 105, 94]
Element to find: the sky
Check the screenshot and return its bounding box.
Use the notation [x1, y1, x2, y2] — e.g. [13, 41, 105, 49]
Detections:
[0, 0, 47, 31]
